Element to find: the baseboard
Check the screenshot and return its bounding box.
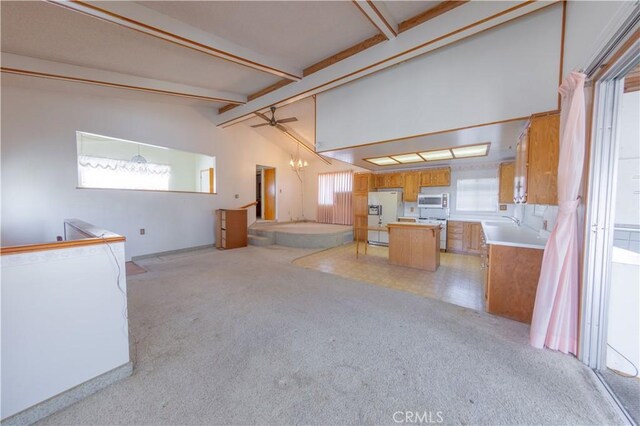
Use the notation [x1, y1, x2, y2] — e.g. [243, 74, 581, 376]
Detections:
[2, 362, 133, 426]
[131, 244, 214, 261]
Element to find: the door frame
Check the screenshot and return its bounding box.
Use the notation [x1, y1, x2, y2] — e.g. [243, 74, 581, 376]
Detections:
[257, 165, 277, 221]
[580, 44, 639, 371]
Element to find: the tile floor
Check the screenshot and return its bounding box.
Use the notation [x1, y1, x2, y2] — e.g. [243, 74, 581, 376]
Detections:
[294, 242, 485, 311]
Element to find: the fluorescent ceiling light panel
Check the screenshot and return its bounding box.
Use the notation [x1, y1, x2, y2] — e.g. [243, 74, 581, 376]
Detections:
[391, 153, 424, 163]
[419, 149, 453, 161]
[451, 144, 489, 158]
[366, 157, 398, 166]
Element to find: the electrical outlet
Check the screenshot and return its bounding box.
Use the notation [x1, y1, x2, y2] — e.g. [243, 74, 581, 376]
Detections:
[140, 228, 145, 235]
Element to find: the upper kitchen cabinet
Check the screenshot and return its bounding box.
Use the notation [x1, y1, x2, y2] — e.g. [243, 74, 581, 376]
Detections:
[420, 168, 451, 187]
[354, 172, 373, 195]
[375, 173, 404, 189]
[403, 172, 420, 202]
[514, 113, 559, 205]
[499, 162, 515, 204]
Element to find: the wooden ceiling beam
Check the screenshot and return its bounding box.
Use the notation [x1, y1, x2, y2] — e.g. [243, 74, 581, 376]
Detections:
[2, 53, 246, 105]
[352, 1, 398, 39]
[398, 1, 470, 34]
[46, 0, 302, 81]
[217, 34, 386, 114]
[215, 1, 553, 127]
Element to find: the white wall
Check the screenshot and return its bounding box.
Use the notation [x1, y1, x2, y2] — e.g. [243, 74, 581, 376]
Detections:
[1, 241, 129, 419]
[1, 76, 331, 259]
[316, 4, 562, 151]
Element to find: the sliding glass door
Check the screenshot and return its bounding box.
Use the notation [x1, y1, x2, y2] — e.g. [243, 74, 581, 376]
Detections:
[582, 55, 639, 424]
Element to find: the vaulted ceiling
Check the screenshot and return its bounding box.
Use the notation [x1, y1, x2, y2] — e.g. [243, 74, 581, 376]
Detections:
[1, 1, 556, 167]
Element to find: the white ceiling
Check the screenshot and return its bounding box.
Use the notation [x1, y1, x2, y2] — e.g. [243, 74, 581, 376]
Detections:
[1, 0, 524, 169]
[317, 120, 527, 171]
[0, 1, 279, 95]
[139, 1, 380, 70]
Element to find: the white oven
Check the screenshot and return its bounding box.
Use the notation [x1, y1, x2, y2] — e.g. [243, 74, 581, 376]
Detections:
[417, 218, 447, 250]
[417, 193, 449, 209]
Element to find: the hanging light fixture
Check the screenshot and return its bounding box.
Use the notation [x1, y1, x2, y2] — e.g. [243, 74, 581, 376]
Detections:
[131, 144, 147, 164]
[290, 142, 308, 171]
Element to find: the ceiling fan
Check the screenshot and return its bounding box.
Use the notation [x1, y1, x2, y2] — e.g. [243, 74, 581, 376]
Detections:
[251, 106, 298, 128]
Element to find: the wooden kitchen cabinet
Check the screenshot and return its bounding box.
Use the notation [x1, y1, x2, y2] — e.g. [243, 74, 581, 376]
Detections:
[403, 172, 420, 202]
[499, 162, 515, 204]
[447, 221, 464, 253]
[374, 173, 404, 189]
[354, 172, 372, 195]
[353, 173, 373, 242]
[486, 244, 544, 323]
[447, 220, 481, 255]
[463, 222, 483, 254]
[420, 168, 451, 187]
[514, 113, 559, 205]
[353, 173, 372, 240]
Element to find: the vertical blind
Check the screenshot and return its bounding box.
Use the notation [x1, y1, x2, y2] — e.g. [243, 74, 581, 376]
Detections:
[317, 171, 353, 225]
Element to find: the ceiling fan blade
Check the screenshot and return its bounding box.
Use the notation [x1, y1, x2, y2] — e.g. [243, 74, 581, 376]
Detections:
[254, 111, 271, 122]
[277, 117, 298, 124]
[251, 123, 270, 128]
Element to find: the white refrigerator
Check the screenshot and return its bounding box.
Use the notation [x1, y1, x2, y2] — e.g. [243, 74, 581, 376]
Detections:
[367, 191, 403, 245]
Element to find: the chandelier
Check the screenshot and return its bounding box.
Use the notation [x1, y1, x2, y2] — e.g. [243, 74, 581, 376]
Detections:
[289, 142, 308, 171]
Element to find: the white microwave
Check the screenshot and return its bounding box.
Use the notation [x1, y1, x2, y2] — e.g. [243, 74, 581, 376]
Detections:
[417, 193, 449, 209]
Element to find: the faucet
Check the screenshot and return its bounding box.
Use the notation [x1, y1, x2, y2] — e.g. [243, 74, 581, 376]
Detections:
[501, 216, 521, 226]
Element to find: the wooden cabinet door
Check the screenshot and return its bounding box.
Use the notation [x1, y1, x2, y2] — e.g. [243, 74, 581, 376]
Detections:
[403, 172, 420, 202]
[353, 193, 368, 216]
[375, 174, 387, 188]
[420, 171, 432, 186]
[388, 173, 404, 188]
[528, 114, 559, 205]
[354, 173, 371, 195]
[499, 162, 515, 204]
[431, 168, 451, 186]
[462, 222, 482, 254]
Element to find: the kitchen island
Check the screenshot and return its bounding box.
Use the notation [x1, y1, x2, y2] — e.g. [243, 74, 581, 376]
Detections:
[387, 222, 441, 272]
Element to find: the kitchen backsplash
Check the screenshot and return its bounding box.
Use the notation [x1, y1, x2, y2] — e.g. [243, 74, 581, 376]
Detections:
[523, 204, 559, 234]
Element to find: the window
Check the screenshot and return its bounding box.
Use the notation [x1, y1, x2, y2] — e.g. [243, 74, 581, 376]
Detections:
[317, 171, 353, 225]
[76, 132, 216, 193]
[456, 178, 498, 212]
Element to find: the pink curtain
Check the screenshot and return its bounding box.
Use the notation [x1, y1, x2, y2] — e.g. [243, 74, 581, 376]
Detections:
[317, 171, 353, 225]
[530, 72, 586, 354]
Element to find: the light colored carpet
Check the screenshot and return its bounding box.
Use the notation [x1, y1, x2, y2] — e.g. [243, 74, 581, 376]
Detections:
[38, 246, 621, 425]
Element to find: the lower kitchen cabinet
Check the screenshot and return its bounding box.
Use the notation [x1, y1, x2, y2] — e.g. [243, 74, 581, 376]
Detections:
[447, 221, 482, 255]
[486, 244, 544, 323]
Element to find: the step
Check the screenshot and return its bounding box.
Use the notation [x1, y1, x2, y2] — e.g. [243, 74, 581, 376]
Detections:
[248, 234, 273, 247]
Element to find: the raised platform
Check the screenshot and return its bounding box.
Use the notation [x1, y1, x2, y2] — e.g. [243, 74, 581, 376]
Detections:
[248, 222, 353, 249]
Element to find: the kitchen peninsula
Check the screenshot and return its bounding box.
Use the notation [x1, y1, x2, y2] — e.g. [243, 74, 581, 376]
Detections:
[388, 222, 441, 272]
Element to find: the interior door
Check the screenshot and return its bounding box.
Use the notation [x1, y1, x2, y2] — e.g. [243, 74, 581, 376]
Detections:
[263, 168, 276, 220]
